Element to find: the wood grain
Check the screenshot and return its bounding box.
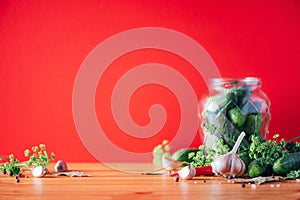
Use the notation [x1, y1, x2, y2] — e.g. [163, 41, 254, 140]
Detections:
[0, 163, 299, 200]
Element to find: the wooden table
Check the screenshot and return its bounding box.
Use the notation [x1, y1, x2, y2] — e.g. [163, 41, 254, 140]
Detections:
[0, 162, 299, 199]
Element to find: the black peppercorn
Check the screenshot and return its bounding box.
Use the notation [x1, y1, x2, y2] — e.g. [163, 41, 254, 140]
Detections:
[9, 171, 13, 176]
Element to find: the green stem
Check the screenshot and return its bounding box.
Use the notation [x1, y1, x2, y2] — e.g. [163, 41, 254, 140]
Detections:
[287, 135, 300, 144]
[231, 132, 246, 154]
[13, 162, 28, 167]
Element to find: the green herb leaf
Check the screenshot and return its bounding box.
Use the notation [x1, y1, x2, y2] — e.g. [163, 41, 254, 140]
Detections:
[284, 170, 300, 180]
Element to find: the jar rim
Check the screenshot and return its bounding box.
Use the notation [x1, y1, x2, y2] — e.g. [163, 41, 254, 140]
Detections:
[210, 77, 262, 88]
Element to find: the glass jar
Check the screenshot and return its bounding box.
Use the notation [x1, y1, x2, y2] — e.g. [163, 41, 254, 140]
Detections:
[199, 77, 271, 151]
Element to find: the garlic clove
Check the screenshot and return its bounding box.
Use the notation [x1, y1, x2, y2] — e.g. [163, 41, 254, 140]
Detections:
[177, 166, 196, 180]
[234, 157, 246, 177]
[32, 166, 48, 178]
[54, 160, 68, 172]
[161, 154, 183, 171]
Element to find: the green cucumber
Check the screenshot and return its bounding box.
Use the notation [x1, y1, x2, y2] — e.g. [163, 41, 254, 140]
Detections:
[171, 148, 199, 163]
[247, 159, 266, 178]
[273, 152, 300, 175]
[228, 107, 247, 127]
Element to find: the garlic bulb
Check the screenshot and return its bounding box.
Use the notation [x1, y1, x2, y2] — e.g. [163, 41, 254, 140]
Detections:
[211, 131, 246, 178]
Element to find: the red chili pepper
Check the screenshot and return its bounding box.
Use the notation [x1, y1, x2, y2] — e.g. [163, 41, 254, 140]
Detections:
[170, 166, 214, 177]
[170, 172, 179, 177]
[195, 166, 214, 176]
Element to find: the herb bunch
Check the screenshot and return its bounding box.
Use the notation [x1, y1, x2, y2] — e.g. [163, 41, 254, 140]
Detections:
[248, 134, 288, 167]
[248, 134, 300, 167]
[0, 144, 55, 176]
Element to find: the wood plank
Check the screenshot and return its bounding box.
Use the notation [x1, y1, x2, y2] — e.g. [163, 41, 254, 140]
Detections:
[0, 163, 299, 199]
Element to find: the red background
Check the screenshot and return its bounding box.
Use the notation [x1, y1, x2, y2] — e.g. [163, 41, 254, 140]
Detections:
[1, 0, 300, 162]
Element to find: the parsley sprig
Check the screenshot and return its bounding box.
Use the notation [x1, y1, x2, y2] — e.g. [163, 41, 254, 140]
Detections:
[189, 139, 230, 167]
[0, 154, 22, 176]
[24, 144, 55, 167]
[284, 170, 300, 180]
[152, 140, 171, 166]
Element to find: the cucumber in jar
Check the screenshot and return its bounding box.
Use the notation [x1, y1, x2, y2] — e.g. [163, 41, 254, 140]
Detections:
[202, 88, 262, 150]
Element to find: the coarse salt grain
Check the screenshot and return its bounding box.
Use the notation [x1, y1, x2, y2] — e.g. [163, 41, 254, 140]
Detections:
[251, 184, 256, 189]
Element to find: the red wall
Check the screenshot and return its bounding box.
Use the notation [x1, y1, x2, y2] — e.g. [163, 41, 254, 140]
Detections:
[1, 0, 300, 162]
